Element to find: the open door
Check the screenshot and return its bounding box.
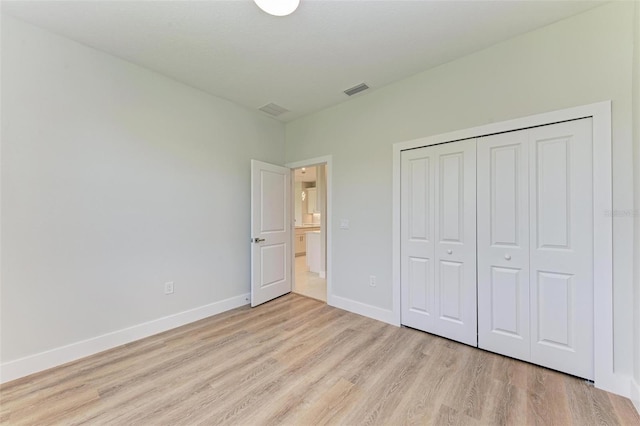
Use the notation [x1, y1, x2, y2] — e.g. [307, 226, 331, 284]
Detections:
[251, 160, 292, 307]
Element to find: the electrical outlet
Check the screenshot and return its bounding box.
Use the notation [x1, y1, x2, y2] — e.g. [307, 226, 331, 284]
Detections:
[164, 281, 174, 295]
[369, 275, 376, 287]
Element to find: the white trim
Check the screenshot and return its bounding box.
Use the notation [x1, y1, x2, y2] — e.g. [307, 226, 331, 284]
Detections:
[394, 102, 610, 152]
[0, 293, 249, 384]
[392, 101, 619, 395]
[286, 155, 333, 305]
[631, 377, 640, 415]
[331, 295, 396, 325]
[391, 145, 402, 326]
[598, 373, 632, 399]
[286, 155, 332, 171]
[590, 102, 615, 393]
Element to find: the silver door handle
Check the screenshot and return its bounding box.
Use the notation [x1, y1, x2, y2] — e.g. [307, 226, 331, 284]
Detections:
[504, 254, 511, 261]
[446, 249, 453, 255]
[253, 238, 265, 243]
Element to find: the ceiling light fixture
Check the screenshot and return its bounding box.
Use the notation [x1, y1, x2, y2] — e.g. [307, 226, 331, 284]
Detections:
[253, 0, 300, 17]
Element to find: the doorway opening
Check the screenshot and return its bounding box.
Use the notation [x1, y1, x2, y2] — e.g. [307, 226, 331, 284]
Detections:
[292, 164, 327, 302]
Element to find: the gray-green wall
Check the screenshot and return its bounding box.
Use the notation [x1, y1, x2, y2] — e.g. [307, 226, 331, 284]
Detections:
[286, 2, 637, 381]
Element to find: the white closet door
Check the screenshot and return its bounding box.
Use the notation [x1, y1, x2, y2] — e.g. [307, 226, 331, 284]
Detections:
[401, 148, 436, 332]
[401, 139, 477, 346]
[529, 119, 593, 379]
[434, 140, 477, 346]
[477, 130, 530, 361]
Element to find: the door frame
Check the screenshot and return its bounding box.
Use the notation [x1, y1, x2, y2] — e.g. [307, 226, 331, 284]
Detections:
[392, 101, 618, 394]
[286, 155, 333, 305]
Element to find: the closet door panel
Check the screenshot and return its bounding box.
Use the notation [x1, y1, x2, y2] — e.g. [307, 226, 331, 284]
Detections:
[439, 260, 463, 322]
[434, 139, 477, 346]
[439, 153, 464, 242]
[489, 267, 522, 334]
[401, 150, 436, 330]
[529, 118, 593, 380]
[477, 131, 530, 361]
[408, 257, 431, 313]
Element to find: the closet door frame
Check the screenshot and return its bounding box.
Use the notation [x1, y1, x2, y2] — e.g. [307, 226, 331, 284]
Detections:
[392, 101, 614, 393]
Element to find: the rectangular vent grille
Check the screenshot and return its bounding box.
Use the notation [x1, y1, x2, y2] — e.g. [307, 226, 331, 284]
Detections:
[344, 83, 369, 96]
[259, 103, 289, 117]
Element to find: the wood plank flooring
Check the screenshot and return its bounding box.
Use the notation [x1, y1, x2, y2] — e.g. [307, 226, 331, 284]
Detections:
[1, 294, 638, 425]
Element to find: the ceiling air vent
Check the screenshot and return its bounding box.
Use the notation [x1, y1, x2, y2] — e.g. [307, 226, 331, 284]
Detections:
[344, 83, 369, 96]
[259, 102, 289, 117]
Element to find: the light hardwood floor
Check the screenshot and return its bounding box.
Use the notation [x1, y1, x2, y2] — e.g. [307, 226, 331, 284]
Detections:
[1, 294, 638, 425]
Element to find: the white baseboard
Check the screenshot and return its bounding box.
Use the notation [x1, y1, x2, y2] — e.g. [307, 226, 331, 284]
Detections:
[0, 293, 250, 384]
[319, 270, 326, 279]
[329, 294, 397, 326]
[631, 377, 640, 415]
[594, 371, 633, 399]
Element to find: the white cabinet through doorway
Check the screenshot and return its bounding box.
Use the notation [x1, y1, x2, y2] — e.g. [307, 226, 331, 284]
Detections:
[306, 187, 318, 213]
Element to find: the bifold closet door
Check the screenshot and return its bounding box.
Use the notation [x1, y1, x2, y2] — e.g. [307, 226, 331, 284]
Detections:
[401, 139, 477, 346]
[528, 119, 593, 380]
[478, 118, 594, 380]
[477, 130, 530, 362]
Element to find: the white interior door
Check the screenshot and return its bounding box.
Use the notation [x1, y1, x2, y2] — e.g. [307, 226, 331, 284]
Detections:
[251, 160, 291, 307]
[401, 139, 477, 346]
[529, 119, 593, 379]
[478, 130, 530, 361]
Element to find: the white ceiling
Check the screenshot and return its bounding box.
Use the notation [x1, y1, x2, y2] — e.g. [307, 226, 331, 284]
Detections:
[294, 166, 317, 183]
[1, 0, 603, 122]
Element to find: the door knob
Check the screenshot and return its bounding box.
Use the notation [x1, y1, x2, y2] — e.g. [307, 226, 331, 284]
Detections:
[504, 254, 511, 261]
[253, 237, 265, 243]
[447, 249, 453, 255]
